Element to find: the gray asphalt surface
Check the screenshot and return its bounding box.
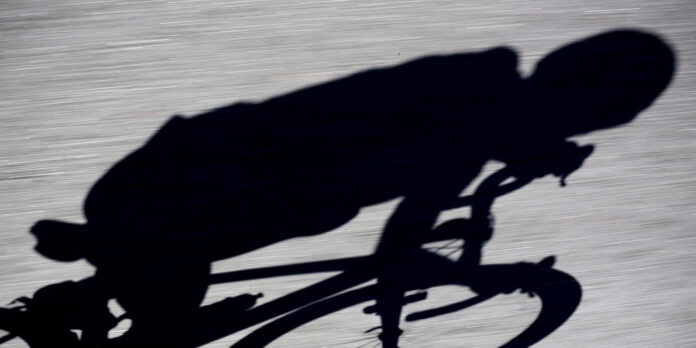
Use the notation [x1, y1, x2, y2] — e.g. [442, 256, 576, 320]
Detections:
[1, 1, 695, 347]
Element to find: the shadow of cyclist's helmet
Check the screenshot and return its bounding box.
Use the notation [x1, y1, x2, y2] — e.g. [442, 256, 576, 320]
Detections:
[526, 29, 675, 136]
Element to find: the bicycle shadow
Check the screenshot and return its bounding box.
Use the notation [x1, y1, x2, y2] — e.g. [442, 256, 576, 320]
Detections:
[18, 29, 674, 347]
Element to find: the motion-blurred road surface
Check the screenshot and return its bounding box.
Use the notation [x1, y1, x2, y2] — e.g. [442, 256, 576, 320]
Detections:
[1, 1, 695, 347]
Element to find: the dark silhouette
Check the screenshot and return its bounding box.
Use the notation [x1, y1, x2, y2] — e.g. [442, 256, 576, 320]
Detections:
[3, 29, 674, 347]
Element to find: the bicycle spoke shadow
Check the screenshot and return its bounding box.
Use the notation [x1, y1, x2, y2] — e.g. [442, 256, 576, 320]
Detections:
[10, 29, 674, 347]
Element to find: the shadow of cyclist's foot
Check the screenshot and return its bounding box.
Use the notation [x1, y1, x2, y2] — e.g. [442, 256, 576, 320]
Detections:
[378, 328, 403, 348]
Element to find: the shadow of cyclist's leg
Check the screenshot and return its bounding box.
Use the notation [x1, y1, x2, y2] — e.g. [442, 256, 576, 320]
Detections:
[107, 261, 210, 347]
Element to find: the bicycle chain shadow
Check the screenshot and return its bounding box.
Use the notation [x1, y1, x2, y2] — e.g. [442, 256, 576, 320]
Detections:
[12, 29, 674, 347]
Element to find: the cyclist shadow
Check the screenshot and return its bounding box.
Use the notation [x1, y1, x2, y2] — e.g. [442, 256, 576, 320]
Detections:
[21, 30, 674, 347]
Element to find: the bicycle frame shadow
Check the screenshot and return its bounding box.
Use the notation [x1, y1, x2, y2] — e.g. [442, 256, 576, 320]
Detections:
[13, 29, 674, 347]
[199, 241, 582, 347]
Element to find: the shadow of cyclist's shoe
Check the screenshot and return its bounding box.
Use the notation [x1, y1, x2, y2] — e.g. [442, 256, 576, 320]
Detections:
[1, 305, 82, 348]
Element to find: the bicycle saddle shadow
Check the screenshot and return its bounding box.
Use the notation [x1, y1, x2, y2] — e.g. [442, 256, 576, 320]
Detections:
[23, 29, 673, 347]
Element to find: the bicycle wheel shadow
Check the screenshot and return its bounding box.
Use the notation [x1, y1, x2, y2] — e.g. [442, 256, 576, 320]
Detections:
[16, 29, 673, 347]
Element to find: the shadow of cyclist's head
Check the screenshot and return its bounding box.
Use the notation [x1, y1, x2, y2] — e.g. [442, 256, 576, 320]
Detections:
[524, 30, 674, 137]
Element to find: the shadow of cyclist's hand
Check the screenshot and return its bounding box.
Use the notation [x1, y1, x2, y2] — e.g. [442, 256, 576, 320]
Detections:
[505, 141, 594, 186]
